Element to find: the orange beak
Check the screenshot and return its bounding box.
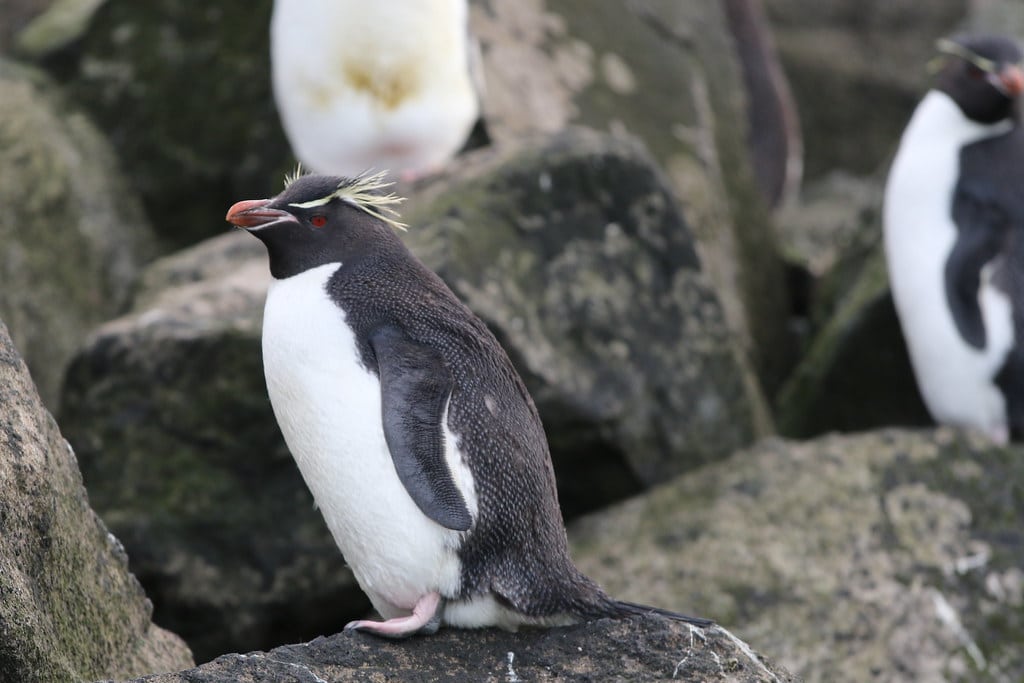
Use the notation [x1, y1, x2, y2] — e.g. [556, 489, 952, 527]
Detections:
[225, 199, 293, 229]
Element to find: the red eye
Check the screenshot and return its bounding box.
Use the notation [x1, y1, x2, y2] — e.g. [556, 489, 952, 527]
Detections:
[967, 64, 986, 79]
[310, 215, 327, 228]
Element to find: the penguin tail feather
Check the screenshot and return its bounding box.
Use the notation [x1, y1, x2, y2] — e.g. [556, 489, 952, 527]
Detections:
[611, 600, 714, 628]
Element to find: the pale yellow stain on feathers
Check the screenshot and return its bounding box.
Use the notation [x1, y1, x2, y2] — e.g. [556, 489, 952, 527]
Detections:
[341, 59, 422, 111]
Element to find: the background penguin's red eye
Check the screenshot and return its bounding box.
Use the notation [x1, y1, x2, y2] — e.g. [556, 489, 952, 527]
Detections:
[310, 215, 327, 227]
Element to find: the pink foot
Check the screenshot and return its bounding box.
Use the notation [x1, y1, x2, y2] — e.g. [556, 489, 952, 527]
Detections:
[345, 592, 442, 638]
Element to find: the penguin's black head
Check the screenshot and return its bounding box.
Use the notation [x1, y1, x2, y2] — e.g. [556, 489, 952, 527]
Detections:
[226, 172, 407, 279]
[933, 34, 1024, 124]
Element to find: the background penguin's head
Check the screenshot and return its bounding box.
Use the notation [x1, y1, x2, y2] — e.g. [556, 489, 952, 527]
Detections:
[226, 172, 406, 279]
[933, 34, 1024, 124]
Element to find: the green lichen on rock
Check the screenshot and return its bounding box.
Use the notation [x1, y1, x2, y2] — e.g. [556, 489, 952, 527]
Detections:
[0, 317, 193, 683]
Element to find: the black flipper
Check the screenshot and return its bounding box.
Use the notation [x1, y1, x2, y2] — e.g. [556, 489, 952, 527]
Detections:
[370, 326, 472, 532]
[945, 176, 1010, 349]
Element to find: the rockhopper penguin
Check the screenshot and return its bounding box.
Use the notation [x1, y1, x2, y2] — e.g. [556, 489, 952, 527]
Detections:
[226, 172, 712, 637]
[270, 0, 480, 179]
[884, 34, 1024, 442]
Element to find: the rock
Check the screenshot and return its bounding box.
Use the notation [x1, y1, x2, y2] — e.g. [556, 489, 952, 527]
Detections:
[0, 58, 157, 409]
[772, 172, 930, 437]
[60, 128, 771, 660]
[470, 0, 792, 390]
[964, 0, 1024, 36]
[59, 232, 368, 664]
[115, 617, 797, 683]
[765, 0, 968, 179]
[0, 317, 193, 682]
[774, 249, 930, 438]
[0, 0, 52, 53]
[18, 0, 290, 248]
[571, 428, 1024, 682]
[404, 128, 772, 510]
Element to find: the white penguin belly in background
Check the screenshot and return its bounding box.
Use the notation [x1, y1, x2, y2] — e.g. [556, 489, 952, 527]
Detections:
[260, 263, 474, 618]
[270, 0, 479, 178]
[884, 92, 1013, 441]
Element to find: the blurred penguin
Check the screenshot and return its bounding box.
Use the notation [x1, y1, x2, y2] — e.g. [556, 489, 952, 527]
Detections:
[271, 0, 481, 180]
[884, 34, 1024, 442]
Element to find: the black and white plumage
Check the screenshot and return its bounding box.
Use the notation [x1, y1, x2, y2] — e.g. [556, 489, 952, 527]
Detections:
[226, 173, 711, 637]
[270, 0, 480, 179]
[884, 34, 1024, 443]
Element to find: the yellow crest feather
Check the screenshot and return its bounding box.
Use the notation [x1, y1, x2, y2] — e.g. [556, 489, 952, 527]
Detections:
[287, 170, 408, 231]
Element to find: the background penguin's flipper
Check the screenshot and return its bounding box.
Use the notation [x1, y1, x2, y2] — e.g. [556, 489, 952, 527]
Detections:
[945, 180, 1009, 349]
[371, 326, 473, 531]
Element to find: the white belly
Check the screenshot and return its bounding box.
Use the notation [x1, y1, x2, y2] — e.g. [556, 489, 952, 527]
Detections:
[261, 263, 465, 617]
[883, 91, 1014, 440]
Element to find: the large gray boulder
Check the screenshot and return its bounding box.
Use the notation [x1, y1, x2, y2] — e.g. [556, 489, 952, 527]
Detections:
[0, 58, 157, 409]
[571, 429, 1024, 682]
[114, 616, 797, 683]
[0, 317, 193, 683]
[60, 128, 771, 661]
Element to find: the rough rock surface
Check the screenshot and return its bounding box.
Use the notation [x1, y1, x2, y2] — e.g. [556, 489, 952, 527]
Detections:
[0, 317, 193, 683]
[571, 429, 1024, 682]
[60, 128, 771, 661]
[0, 58, 157, 409]
[115, 617, 796, 683]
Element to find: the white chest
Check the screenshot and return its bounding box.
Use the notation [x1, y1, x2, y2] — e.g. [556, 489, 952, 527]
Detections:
[883, 91, 1014, 439]
[260, 263, 465, 615]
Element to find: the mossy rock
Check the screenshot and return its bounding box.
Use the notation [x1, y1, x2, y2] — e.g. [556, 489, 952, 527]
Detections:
[0, 317, 193, 682]
[571, 428, 1024, 681]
